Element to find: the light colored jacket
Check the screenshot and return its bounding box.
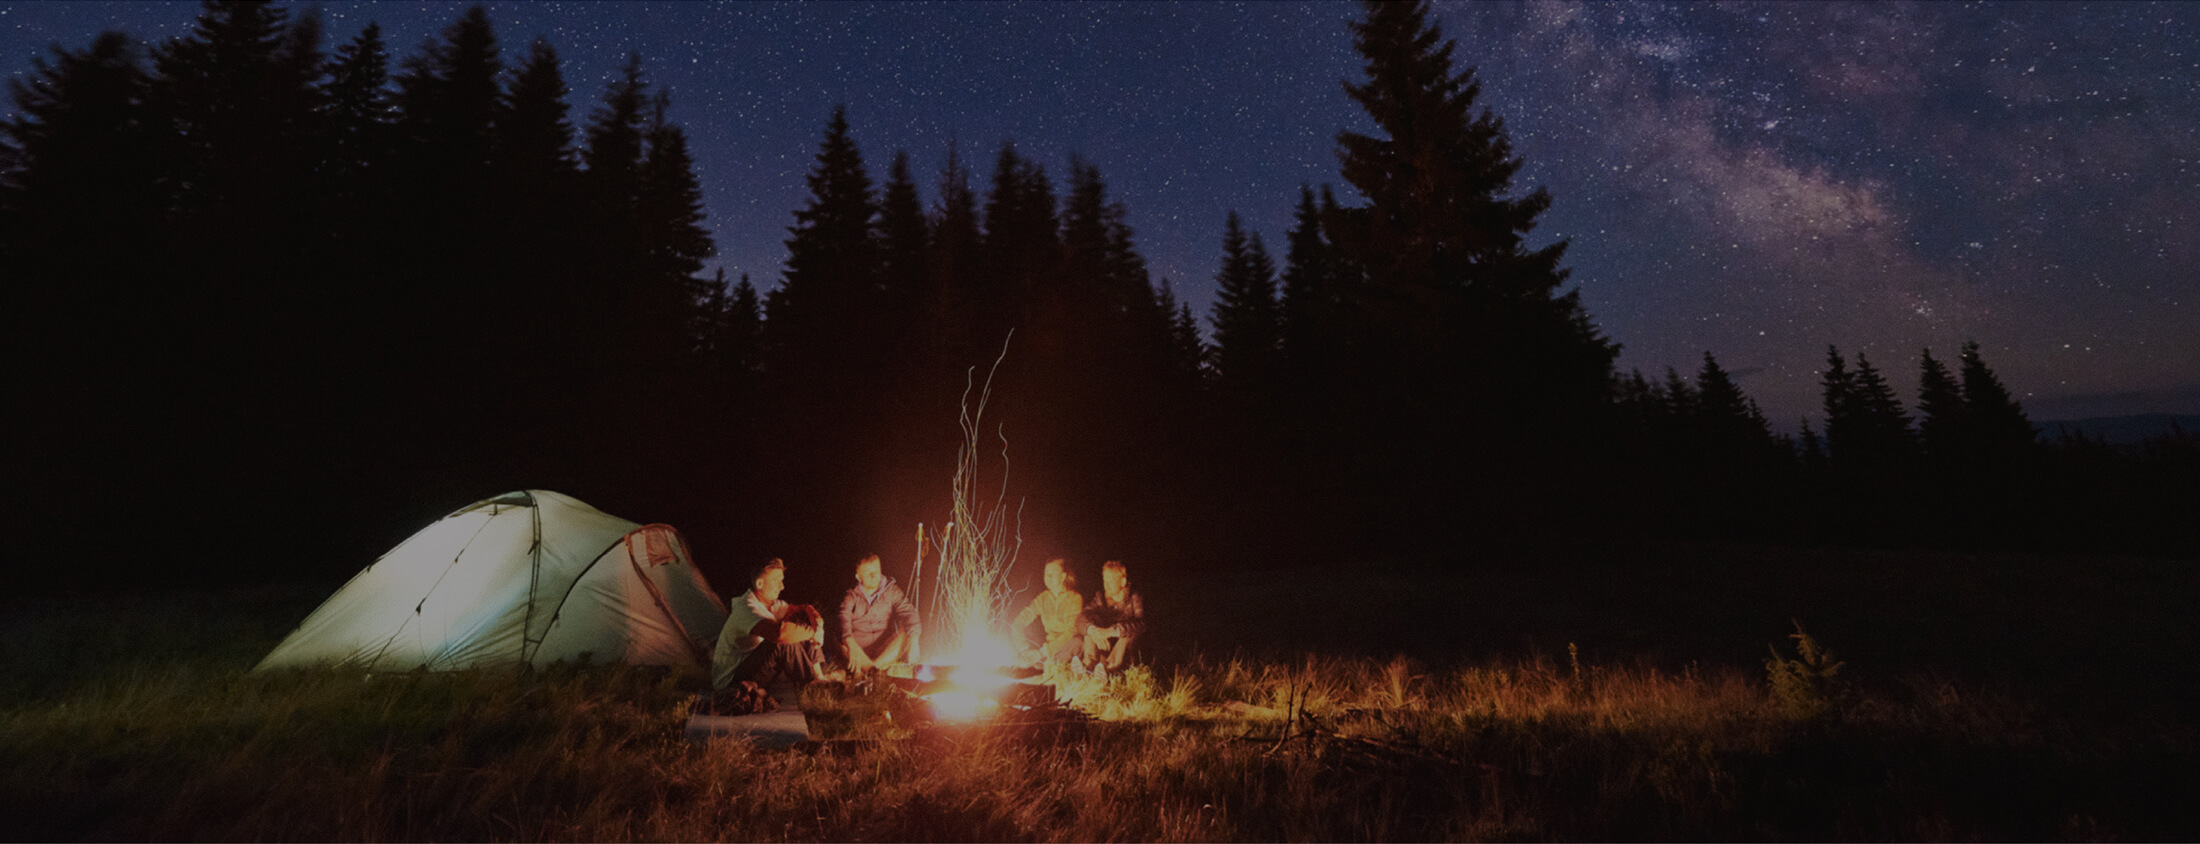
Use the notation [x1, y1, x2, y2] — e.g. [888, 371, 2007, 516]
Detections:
[1013, 589, 1085, 647]
[711, 590, 783, 690]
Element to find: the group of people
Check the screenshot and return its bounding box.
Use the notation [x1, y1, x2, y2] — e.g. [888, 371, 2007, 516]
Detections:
[1009, 557, 1146, 674]
[707, 554, 1147, 698]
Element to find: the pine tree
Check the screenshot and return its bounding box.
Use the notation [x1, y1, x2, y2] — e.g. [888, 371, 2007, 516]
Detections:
[978, 141, 1059, 338]
[774, 106, 878, 333]
[496, 39, 576, 187]
[921, 140, 982, 365]
[487, 36, 580, 360]
[581, 53, 647, 209]
[877, 150, 930, 322]
[1208, 212, 1282, 389]
[320, 22, 392, 194]
[393, 6, 500, 208]
[1823, 347, 1912, 467]
[694, 270, 762, 399]
[1958, 341, 2034, 461]
[151, 0, 316, 214]
[1797, 419, 1826, 467]
[1158, 280, 1209, 383]
[1851, 352, 1913, 457]
[640, 92, 712, 281]
[1280, 184, 1347, 377]
[2, 31, 161, 535]
[1820, 346, 1857, 458]
[2, 32, 156, 261]
[1659, 365, 1700, 428]
[1060, 157, 1169, 376]
[1915, 347, 1966, 464]
[639, 91, 714, 354]
[1325, 0, 1617, 506]
[1695, 351, 1773, 456]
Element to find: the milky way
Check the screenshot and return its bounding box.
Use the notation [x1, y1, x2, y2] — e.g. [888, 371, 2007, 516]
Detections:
[5, 1, 2194, 424]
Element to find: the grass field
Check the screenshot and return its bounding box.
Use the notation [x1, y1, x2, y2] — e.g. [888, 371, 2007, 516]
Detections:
[3, 540, 2195, 841]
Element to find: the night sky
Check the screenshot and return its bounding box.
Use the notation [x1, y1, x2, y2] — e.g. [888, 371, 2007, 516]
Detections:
[6, 1, 2195, 426]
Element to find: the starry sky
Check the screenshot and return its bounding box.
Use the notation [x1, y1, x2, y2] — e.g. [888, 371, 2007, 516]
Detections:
[5, 1, 2196, 425]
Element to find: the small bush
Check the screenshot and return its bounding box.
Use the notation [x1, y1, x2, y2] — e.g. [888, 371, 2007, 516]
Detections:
[1765, 619, 1845, 720]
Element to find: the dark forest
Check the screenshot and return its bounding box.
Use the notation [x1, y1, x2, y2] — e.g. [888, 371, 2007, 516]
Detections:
[4, 1, 2192, 594]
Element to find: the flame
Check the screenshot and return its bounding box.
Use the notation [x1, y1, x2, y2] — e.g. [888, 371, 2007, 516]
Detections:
[926, 690, 999, 721]
[920, 629, 1022, 721]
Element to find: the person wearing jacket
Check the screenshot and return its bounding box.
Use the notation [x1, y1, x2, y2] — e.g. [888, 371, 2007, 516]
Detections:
[1080, 559, 1146, 673]
[711, 558, 829, 690]
[1012, 558, 1084, 666]
[838, 554, 922, 672]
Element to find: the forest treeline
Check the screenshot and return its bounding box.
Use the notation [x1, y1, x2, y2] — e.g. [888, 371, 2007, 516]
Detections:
[4, 2, 2191, 590]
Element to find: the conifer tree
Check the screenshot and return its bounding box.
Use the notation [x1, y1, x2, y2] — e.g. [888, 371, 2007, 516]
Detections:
[496, 39, 576, 188]
[772, 105, 879, 348]
[1, 30, 166, 582]
[1158, 281, 1209, 383]
[640, 93, 711, 281]
[1820, 345, 1858, 458]
[693, 271, 762, 402]
[1797, 419, 1826, 467]
[1695, 351, 1773, 454]
[921, 140, 982, 364]
[320, 22, 393, 194]
[1659, 366, 1700, 420]
[152, 0, 315, 214]
[877, 150, 930, 323]
[1325, 0, 1617, 515]
[1208, 212, 1282, 390]
[1060, 158, 1170, 373]
[1823, 347, 1912, 467]
[1958, 341, 2034, 460]
[639, 91, 714, 351]
[393, 6, 500, 206]
[1851, 352, 1912, 455]
[1280, 184, 1347, 376]
[1916, 347, 1966, 463]
[2, 31, 160, 526]
[978, 141, 1059, 337]
[2, 32, 156, 261]
[581, 53, 647, 209]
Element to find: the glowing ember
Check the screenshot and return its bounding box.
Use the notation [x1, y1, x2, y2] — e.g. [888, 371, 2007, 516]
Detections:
[907, 342, 1032, 724]
[925, 689, 999, 721]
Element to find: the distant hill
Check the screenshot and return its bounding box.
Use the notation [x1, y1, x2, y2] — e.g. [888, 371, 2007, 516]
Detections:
[2036, 413, 2199, 445]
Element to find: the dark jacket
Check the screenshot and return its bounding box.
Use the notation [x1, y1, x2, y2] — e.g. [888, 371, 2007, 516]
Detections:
[839, 578, 921, 654]
[1084, 589, 1145, 641]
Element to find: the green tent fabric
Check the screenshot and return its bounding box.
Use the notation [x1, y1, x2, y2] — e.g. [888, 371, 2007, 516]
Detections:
[257, 490, 728, 671]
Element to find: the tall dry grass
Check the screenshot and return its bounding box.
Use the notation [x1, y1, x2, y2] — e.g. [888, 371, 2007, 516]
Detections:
[7, 615, 2193, 841]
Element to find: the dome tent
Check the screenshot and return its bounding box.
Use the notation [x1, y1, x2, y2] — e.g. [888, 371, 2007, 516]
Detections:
[257, 490, 728, 672]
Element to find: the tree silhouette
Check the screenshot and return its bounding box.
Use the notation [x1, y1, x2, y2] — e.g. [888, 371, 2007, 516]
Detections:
[768, 105, 880, 384]
[1915, 347, 1966, 465]
[1322, 0, 1618, 540]
[1208, 211, 1282, 391]
[1958, 341, 2034, 464]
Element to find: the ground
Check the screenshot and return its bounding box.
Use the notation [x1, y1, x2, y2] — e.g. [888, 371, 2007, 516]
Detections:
[3, 538, 2195, 841]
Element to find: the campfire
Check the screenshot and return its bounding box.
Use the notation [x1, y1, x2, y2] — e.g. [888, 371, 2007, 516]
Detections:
[878, 339, 1087, 731]
[903, 662, 1052, 722]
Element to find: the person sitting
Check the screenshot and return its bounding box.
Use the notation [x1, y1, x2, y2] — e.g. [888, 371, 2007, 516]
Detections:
[1011, 558, 1085, 666]
[838, 553, 922, 674]
[710, 558, 828, 692]
[1080, 559, 1146, 673]
[720, 604, 832, 692]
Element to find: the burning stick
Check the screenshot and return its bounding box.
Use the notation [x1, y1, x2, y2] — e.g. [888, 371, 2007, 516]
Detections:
[924, 334, 1023, 666]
